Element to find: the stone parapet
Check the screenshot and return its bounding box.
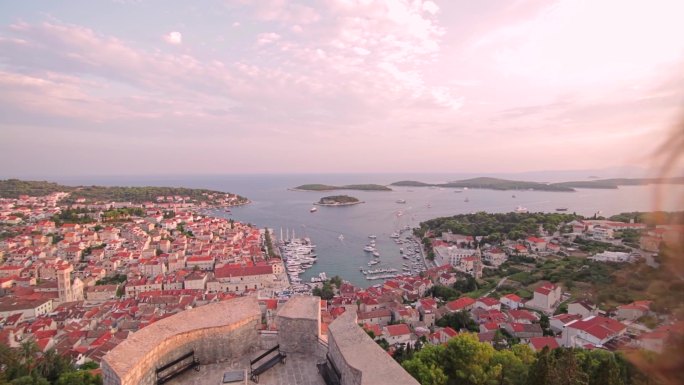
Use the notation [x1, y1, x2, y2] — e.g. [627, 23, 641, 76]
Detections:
[327, 311, 420, 385]
[101, 297, 260, 385]
[276, 295, 321, 355]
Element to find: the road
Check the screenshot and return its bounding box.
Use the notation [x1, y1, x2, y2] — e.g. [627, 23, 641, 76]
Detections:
[484, 276, 509, 297]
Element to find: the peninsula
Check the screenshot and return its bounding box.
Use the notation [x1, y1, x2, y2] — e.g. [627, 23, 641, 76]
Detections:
[315, 195, 363, 206]
[0, 179, 249, 206]
[391, 176, 684, 192]
[292, 183, 391, 191]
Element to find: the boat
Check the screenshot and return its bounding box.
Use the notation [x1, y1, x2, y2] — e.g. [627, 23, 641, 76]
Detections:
[363, 246, 375, 252]
[556, 207, 568, 212]
[396, 199, 407, 204]
[390, 232, 400, 238]
[368, 235, 377, 239]
[338, 234, 344, 241]
[372, 251, 380, 257]
[310, 207, 317, 213]
[368, 260, 380, 266]
[515, 205, 529, 213]
[512, 194, 516, 198]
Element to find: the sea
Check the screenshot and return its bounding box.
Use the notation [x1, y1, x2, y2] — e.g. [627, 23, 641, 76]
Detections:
[50, 173, 684, 287]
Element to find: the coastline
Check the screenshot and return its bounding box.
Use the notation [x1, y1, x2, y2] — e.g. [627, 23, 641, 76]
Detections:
[313, 201, 364, 207]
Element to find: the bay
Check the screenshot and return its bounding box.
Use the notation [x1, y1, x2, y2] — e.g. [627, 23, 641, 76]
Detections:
[52, 173, 684, 287]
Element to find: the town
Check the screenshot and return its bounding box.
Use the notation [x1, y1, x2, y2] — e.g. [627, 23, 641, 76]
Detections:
[0, 186, 682, 384]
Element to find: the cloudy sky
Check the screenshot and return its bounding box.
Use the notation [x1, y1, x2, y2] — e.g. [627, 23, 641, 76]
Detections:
[1, 0, 683, 177]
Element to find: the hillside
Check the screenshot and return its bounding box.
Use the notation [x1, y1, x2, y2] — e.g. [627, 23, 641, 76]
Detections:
[391, 176, 684, 192]
[391, 177, 573, 192]
[293, 183, 391, 191]
[0, 179, 248, 205]
[0, 179, 75, 198]
[316, 195, 362, 205]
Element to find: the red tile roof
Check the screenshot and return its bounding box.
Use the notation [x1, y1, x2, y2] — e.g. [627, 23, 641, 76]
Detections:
[529, 336, 559, 351]
[568, 316, 626, 340]
[446, 297, 476, 312]
[385, 324, 411, 337]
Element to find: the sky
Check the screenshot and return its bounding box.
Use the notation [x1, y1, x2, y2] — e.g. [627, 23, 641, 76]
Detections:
[0, 0, 683, 177]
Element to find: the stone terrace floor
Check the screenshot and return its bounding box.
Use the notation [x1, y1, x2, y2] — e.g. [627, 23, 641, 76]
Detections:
[166, 352, 326, 385]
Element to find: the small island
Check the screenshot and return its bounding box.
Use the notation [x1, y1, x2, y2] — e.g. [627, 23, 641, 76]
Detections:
[292, 184, 391, 191]
[315, 195, 363, 206]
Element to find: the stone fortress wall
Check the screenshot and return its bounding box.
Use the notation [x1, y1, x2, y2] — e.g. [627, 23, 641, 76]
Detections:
[327, 310, 420, 385]
[101, 297, 261, 385]
[102, 295, 418, 385]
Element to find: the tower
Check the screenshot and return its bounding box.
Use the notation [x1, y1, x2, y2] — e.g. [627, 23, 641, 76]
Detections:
[56, 263, 74, 302]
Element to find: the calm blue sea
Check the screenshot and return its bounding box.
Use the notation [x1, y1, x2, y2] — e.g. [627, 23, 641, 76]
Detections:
[49, 173, 684, 287]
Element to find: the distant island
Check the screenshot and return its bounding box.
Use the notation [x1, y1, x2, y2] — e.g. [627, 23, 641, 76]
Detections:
[391, 176, 684, 192]
[315, 195, 363, 206]
[0, 179, 249, 206]
[293, 183, 391, 191]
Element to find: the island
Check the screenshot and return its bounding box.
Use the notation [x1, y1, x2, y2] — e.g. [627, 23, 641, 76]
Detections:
[292, 183, 391, 191]
[0, 179, 250, 206]
[391, 176, 684, 192]
[314, 195, 363, 206]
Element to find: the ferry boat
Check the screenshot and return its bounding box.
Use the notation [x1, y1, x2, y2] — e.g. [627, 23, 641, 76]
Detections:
[310, 207, 317, 213]
[515, 205, 529, 213]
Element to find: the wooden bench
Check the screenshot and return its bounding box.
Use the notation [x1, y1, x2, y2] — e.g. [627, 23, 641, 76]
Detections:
[249, 345, 286, 383]
[156, 350, 200, 385]
[316, 354, 341, 385]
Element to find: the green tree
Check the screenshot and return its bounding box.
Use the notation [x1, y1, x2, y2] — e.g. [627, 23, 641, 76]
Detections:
[10, 376, 49, 385]
[402, 345, 448, 385]
[435, 311, 479, 332]
[442, 333, 499, 385]
[56, 371, 102, 385]
[528, 347, 558, 385]
[329, 275, 343, 289]
[36, 349, 72, 383]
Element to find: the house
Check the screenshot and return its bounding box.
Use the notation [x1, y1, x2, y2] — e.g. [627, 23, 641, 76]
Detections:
[525, 237, 547, 252]
[185, 255, 215, 271]
[357, 308, 392, 326]
[561, 316, 626, 348]
[567, 300, 598, 318]
[85, 285, 119, 302]
[637, 322, 684, 353]
[504, 323, 543, 340]
[0, 297, 53, 320]
[528, 336, 560, 351]
[183, 271, 209, 291]
[383, 324, 412, 346]
[484, 248, 507, 267]
[508, 309, 538, 324]
[550, 313, 583, 334]
[445, 297, 476, 313]
[528, 283, 561, 314]
[431, 327, 458, 344]
[416, 298, 437, 327]
[500, 293, 523, 310]
[474, 297, 501, 311]
[616, 300, 652, 321]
